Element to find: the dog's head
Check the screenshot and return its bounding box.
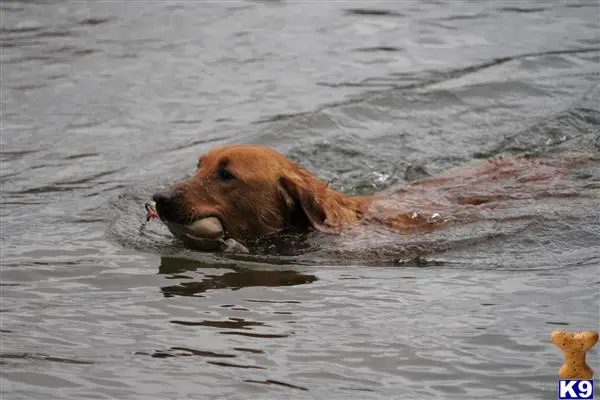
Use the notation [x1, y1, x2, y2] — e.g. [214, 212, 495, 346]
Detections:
[152, 145, 348, 250]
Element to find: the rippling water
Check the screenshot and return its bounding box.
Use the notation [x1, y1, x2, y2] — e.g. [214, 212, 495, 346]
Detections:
[1, 1, 599, 399]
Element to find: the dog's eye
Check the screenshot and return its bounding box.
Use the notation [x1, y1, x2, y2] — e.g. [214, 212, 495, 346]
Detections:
[217, 165, 236, 181]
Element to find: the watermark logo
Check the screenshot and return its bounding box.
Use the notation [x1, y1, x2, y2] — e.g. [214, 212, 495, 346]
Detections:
[551, 330, 598, 379]
[552, 330, 598, 400]
[558, 380, 594, 400]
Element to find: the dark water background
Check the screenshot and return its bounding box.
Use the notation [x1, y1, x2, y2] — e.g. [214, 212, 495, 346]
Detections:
[1, 1, 599, 399]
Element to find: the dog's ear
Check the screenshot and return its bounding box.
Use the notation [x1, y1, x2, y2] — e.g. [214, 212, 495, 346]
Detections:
[278, 172, 331, 232]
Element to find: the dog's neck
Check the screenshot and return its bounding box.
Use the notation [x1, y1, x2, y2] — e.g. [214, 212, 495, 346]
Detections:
[285, 164, 375, 232]
[318, 187, 373, 231]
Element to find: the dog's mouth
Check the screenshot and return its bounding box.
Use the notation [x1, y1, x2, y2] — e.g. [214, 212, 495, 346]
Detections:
[163, 218, 249, 253]
[145, 201, 248, 253]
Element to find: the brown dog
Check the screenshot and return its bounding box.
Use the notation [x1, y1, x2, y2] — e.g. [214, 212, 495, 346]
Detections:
[151, 144, 593, 252]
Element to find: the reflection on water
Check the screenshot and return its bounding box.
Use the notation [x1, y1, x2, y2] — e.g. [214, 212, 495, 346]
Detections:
[244, 379, 309, 391]
[136, 347, 268, 370]
[158, 256, 318, 297]
[170, 317, 265, 329]
[137, 347, 236, 359]
[0, 353, 94, 365]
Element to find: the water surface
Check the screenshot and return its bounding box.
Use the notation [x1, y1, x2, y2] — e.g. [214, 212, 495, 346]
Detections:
[1, 1, 599, 399]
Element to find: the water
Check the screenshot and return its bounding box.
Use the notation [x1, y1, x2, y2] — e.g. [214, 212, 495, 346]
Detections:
[1, 1, 599, 399]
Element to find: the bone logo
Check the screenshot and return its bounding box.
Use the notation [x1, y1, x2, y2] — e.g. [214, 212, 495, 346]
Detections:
[552, 329, 598, 400]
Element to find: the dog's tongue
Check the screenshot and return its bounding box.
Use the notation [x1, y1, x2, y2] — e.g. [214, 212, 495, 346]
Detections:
[186, 217, 224, 240]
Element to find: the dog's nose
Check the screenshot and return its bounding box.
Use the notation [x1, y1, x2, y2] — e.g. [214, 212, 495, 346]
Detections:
[152, 187, 180, 204]
[152, 187, 184, 222]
